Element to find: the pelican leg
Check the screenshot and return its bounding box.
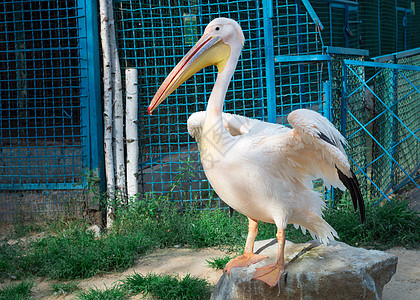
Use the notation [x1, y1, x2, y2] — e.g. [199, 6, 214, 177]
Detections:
[251, 228, 286, 287]
[224, 218, 266, 274]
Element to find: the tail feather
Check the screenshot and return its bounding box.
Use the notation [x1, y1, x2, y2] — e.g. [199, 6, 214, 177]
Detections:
[336, 168, 366, 223]
[292, 212, 338, 245]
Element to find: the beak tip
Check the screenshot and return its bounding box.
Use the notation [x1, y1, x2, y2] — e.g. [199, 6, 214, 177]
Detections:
[147, 106, 152, 115]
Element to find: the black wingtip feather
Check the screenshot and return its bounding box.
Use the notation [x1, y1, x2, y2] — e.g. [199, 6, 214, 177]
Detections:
[336, 167, 366, 224]
[229, 207, 234, 218]
[318, 132, 336, 147]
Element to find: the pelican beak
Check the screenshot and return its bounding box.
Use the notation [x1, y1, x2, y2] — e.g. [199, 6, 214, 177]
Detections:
[147, 34, 231, 115]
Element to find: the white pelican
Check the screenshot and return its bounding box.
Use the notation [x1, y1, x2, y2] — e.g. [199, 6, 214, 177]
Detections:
[148, 18, 365, 287]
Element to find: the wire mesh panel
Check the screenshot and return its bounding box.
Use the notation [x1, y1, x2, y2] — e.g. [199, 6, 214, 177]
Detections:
[393, 52, 420, 188]
[272, 0, 328, 124]
[117, 0, 419, 210]
[114, 0, 266, 209]
[342, 53, 420, 201]
[115, 0, 333, 208]
[371, 49, 420, 197]
[358, 0, 420, 57]
[311, 0, 360, 49]
[0, 0, 101, 222]
[327, 48, 369, 200]
[341, 61, 369, 199]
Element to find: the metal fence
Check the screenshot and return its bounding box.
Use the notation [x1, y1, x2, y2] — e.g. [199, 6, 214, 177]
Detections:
[342, 48, 420, 202]
[1, 0, 419, 222]
[0, 0, 102, 222]
[114, 0, 339, 209]
[115, 0, 268, 209]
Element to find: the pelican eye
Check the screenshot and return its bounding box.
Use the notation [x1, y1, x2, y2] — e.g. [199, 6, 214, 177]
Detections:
[215, 26, 220, 31]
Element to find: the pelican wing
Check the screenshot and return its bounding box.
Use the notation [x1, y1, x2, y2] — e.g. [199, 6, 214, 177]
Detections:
[284, 109, 365, 222]
[188, 109, 365, 223]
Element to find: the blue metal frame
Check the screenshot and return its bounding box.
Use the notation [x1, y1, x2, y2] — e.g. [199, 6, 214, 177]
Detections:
[275, 54, 331, 62]
[301, 0, 324, 30]
[372, 47, 420, 63]
[326, 46, 369, 56]
[80, 0, 105, 189]
[263, 0, 277, 124]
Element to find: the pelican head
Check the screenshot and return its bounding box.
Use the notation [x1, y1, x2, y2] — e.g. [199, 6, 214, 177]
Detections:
[148, 18, 245, 114]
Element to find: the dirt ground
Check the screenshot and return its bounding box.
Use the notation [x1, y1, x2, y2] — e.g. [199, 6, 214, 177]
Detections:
[382, 247, 420, 300]
[27, 244, 419, 300]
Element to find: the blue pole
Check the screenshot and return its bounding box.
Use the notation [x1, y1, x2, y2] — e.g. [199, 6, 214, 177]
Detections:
[79, 0, 105, 196]
[390, 55, 397, 191]
[295, 0, 307, 106]
[323, 80, 332, 121]
[262, 0, 277, 124]
[341, 63, 348, 137]
[255, 0, 265, 120]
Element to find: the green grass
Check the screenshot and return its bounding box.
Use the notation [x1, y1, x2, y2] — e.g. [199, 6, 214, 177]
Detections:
[122, 273, 211, 300]
[325, 198, 420, 249]
[22, 229, 151, 279]
[77, 286, 127, 300]
[0, 194, 418, 286]
[0, 227, 152, 280]
[206, 255, 233, 270]
[0, 281, 33, 300]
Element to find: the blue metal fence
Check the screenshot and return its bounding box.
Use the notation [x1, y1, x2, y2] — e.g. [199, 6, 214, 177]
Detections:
[120, 0, 419, 208]
[115, 0, 344, 208]
[0, 0, 102, 222]
[2, 0, 418, 222]
[115, 0, 270, 209]
[342, 49, 420, 202]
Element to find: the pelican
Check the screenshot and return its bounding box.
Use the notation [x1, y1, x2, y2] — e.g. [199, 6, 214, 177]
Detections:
[148, 18, 365, 287]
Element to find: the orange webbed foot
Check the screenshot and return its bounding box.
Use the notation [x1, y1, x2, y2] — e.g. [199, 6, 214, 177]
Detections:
[224, 253, 267, 274]
[251, 262, 285, 287]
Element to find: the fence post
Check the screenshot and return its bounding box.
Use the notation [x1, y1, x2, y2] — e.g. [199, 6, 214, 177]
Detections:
[323, 80, 332, 121]
[390, 55, 398, 190]
[262, 0, 277, 123]
[341, 62, 348, 137]
[79, 0, 105, 215]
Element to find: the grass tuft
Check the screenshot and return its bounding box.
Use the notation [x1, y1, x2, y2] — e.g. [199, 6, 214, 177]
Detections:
[21, 229, 151, 279]
[0, 281, 33, 300]
[325, 199, 420, 249]
[77, 286, 127, 300]
[122, 272, 211, 300]
[206, 255, 233, 270]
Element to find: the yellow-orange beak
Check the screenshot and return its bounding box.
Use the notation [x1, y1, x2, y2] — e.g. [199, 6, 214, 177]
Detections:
[147, 34, 230, 115]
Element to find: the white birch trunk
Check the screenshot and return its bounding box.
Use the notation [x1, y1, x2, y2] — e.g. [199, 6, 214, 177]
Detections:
[125, 68, 139, 202]
[107, 0, 127, 204]
[99, 0, 115, 227]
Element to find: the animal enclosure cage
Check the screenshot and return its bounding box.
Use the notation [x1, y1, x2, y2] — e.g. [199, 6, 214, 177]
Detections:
[114, 0, 358, 209]
[0, 0, 102, 222]
[115, 0, 269, 208]
[117, 0, 419, 208]
[1, 0, 419, 223]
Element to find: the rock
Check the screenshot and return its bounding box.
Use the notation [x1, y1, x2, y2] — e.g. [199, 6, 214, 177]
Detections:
[211, 239, 398, 300]
[401, 188, 420, 212]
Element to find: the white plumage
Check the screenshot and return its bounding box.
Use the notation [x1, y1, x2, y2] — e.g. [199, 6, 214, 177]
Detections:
[148, 18, 364, 287]
[187, 109, 349, 244]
